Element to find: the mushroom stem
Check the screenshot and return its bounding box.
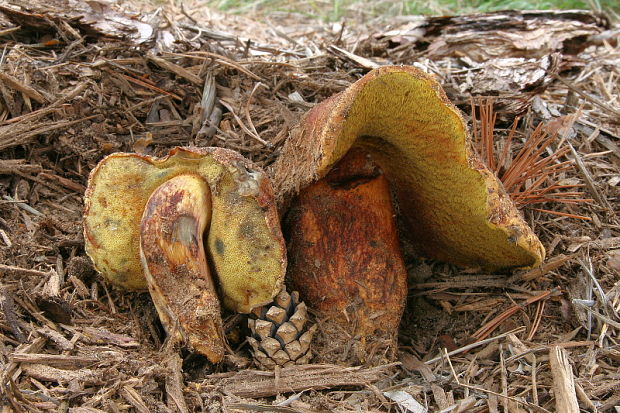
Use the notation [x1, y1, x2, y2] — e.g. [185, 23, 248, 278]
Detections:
[140, 173, 225, 362]
[285, 149, 407, 365]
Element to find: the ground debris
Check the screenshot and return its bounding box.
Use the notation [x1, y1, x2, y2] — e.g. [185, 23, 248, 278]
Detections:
[0, 0, 619, 410]
[199, 363, 397, 398]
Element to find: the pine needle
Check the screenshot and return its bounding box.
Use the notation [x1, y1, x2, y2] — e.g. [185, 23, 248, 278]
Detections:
[471, 98, 591, 219]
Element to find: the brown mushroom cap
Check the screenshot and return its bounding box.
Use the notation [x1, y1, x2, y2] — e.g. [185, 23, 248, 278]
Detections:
[84, 147, 286, 313]
[273, 66, 545, 271]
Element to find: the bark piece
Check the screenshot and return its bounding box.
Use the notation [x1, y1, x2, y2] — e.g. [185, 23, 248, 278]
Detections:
[202, 363, 395, 398]
[370, 10, 608, 61]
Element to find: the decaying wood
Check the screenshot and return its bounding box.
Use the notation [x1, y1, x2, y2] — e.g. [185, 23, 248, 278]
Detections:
[549, 346, 579, 413]
[362, 10, 608, 115]
[200, 363, 397, 398]
[0, 0, 153, 41]
[369, 10, 608, 60]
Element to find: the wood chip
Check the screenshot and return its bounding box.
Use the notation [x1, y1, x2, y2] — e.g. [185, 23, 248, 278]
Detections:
[0, 72, 47, 104]
[120, 386, 150, 413]
[10, 353, 98, 369]
[549, 346, 579, 413]
[22, 364, 102, 385]
[201, 363, 397, 398]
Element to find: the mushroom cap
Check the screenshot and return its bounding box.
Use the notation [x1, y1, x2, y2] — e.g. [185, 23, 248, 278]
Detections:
[272, 66, 545, 271]
[84, 147, 286, 313]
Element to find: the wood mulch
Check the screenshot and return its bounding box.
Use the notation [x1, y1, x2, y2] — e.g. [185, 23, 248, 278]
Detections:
[0, 0, 619, 411]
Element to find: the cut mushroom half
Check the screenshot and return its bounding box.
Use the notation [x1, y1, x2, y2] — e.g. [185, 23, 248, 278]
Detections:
[140, 173, 224, 362]
[84, 147, 286, 361]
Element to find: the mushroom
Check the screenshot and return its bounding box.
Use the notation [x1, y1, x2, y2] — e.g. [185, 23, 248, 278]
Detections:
[84, 147, 286, 362]
[273, 65, 545, 364]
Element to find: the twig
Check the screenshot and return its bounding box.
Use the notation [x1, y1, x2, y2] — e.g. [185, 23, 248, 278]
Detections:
[554, 75, 620, 117]
[425, 327, 526, 365]
[500, 344, 508, 413]
[168, 51, 264, 81]
[2, 195, 44, 216]
[146, 53, 203, 86]
[0, 72, 47, 104]
[2, 82, 88, 125]
[572, 300, 620, 330]
[227, 403, 302, 413]
[0, 264, 49, 277]
[220, 99, 271, 146]
[510, 254, 573, 282]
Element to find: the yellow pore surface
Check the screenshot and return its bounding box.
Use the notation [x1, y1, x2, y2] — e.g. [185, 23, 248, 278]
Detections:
[315, 69, 544, 270]
[83, 148, 285, 313]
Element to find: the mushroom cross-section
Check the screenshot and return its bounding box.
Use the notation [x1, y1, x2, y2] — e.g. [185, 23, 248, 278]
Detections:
[83, 147, 286, 362]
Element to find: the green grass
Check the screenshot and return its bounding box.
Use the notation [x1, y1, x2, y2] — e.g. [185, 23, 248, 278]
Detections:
[207, 0, 619, 21]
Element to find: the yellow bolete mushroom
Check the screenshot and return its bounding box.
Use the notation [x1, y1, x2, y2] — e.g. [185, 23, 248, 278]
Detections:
[84, 147, 286, 362]
[273, 65, 545, 364]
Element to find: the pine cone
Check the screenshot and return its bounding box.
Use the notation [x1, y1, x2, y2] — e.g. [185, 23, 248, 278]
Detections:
[247, 288, 317, 369]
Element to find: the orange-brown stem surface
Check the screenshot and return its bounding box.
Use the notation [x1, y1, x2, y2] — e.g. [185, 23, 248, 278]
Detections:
[285, 149, 407, 365]
[140, 174, 225, 362]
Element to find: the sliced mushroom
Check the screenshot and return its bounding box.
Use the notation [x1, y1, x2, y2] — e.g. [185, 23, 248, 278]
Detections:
[83, 147, 286, 361]
[140, 173, 224, 362]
